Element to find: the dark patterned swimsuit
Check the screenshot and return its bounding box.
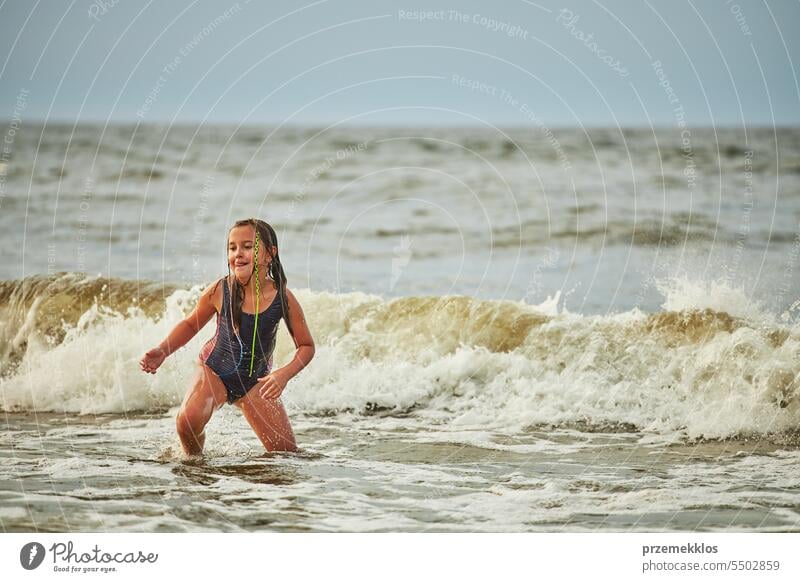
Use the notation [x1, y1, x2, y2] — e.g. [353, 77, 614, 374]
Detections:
[199, 277, 283, 403]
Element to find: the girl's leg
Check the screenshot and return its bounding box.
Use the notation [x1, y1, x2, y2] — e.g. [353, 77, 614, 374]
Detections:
[233, 389, 298, 453]
[176, 363, 229, 455]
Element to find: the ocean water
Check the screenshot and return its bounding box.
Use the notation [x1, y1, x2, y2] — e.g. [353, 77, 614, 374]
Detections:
[0, 123, 799, 532]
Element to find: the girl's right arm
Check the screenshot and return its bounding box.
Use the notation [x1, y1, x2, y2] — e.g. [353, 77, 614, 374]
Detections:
[139, 280, 221, 374]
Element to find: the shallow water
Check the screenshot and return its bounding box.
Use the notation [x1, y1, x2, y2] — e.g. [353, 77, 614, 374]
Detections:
[2, 411, 798, 532]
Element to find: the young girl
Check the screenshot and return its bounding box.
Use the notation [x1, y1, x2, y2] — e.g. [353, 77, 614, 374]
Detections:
[139, 218, 315, 455]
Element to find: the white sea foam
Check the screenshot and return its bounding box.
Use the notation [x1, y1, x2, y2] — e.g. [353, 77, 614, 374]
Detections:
[1, 275, 798, 441]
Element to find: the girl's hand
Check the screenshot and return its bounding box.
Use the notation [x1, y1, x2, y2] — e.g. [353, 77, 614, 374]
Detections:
[140, 348, 166, 374]
[257, 368, 290, 400]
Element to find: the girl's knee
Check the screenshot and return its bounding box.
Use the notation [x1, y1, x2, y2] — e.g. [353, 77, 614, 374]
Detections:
[175, 411, 190, 435]
[176, 410, 205, 437]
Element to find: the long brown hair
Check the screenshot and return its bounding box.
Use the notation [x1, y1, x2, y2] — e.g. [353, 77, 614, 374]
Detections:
[227, 218, 293, 339]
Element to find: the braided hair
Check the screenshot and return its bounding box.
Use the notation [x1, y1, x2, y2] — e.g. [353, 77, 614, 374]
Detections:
[227, 218, 294, 340]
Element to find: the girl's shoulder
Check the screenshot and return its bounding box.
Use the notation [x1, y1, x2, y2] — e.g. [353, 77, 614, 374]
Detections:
[199, 276, 227, 313]
[281, 285, 302, 309]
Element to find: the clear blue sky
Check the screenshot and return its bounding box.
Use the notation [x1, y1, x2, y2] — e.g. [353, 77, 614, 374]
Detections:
[1, 0, 798, 126]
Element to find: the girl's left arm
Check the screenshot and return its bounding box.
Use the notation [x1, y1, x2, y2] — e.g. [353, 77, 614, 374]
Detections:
[277, 288, 315, 377]
[258, 288, 315, 398]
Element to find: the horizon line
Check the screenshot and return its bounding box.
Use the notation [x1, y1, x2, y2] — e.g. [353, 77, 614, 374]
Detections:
[2, 118, 799, 130]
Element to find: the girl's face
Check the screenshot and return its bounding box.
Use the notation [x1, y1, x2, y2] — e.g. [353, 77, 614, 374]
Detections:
[228, 225, 276, 284]
[229, 225, 260, 283]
